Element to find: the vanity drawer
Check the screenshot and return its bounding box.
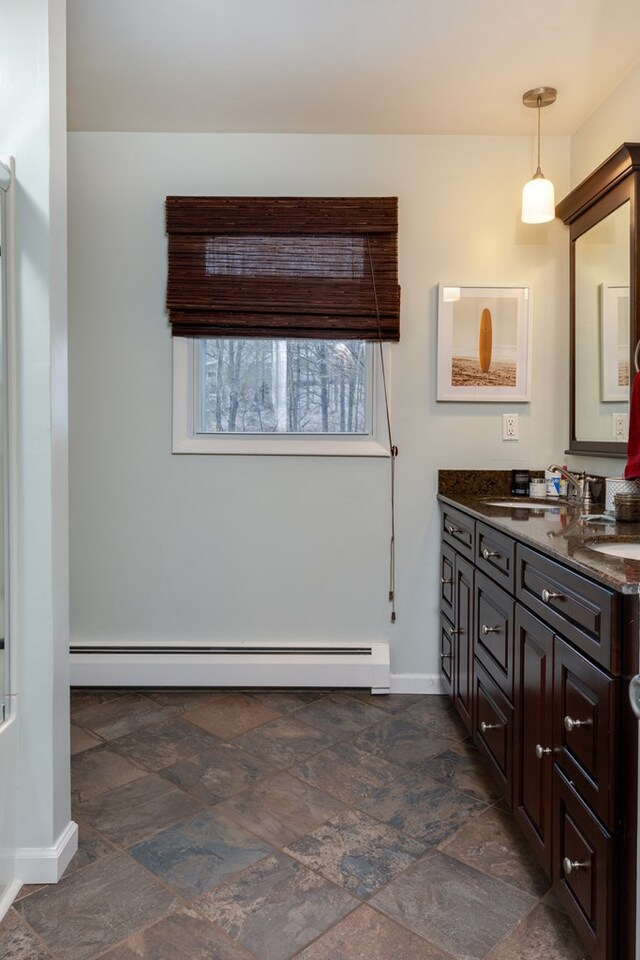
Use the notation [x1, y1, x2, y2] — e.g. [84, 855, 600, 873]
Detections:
[553, 767, 615, 960]
[473, 660, 513, 806]
[554, 638, 617, 829]
[439, 610, 454, 695]
[440, 542, 456, 622]
[475, 521, 516, 593]
[515, 544, 618, 672]
[441, 505, 475, 561]
[474, 571, 515, 702]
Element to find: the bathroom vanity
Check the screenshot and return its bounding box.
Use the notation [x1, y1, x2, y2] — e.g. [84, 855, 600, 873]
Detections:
[438, 483, 640, 960]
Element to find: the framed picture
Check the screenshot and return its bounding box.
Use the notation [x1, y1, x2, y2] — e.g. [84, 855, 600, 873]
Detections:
[600, 283, 630, 402]
[437, 285, 531, 402]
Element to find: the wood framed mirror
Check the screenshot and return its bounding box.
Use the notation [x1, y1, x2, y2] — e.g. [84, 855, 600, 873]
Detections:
[557, 143, 640, 458]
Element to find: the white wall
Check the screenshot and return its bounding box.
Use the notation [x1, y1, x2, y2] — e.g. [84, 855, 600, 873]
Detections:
[68, 132, 569, 682]
[571, 62, 640, 187]
[0, 0, 71, 894]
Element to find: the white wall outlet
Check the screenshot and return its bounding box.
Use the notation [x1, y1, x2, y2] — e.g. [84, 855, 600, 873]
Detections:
[502, 413, 519, 441]
[612, 412, 629, 441]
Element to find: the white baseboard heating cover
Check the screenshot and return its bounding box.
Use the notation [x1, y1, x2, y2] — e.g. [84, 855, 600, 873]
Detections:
[70, 641, 391, 692]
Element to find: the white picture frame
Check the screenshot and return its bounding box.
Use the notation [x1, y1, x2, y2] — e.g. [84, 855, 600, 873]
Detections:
[437, 285, 531, 402]
[600, 283, 630, 402]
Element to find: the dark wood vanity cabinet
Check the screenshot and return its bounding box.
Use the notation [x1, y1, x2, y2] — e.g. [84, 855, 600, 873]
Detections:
[513, 603, 555, 875]
[440, 506, 475, 732]
[438, 501, 636, 960]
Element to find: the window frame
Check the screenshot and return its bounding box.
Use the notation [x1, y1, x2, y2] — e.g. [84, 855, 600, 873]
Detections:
[172, 337, 391, 457]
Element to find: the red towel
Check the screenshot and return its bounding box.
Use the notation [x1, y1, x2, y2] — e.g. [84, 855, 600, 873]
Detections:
[625, 373, 640, 479]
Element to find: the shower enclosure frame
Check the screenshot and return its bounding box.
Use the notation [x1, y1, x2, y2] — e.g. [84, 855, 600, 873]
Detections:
[0, 156, 18, 726]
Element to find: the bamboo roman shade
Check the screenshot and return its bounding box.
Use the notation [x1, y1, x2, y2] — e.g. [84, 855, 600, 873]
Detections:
[166, 196, 400, 340]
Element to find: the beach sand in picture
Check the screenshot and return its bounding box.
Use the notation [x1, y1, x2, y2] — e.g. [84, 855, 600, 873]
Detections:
[451, 357, 517, 387]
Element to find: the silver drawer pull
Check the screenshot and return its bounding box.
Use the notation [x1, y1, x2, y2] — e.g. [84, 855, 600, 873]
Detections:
[564, 716, 592, 733]
[541, 588, 563, 603]
[482, 548, 500, 560]
[480, 721, 501, 733]
[447, 524, 463, 535]
[440, 652, 452, 661]
[482, 624, 500, 635]
[448, 626, 461, 637]
[535, 744, 552, 759]
[440, 577, 453, 585]
[563, 857, 589, 876]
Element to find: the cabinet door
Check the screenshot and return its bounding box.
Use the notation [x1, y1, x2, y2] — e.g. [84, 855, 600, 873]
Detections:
[454, 554, 474, 733]
[514, 604, 554, 876]
[553, 767, 615, 960]
[440, 543, 456, 623]
[554, 637, 617, 829]
[473, 660, 514, 806]
[474, 570, 515, 701]
[442, 504, 475, 560]
[440, 611, 454, 698]
[476, 520, 516, 594]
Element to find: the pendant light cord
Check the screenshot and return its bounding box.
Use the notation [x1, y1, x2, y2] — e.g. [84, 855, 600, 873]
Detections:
[366, 236, 397, 623]
[536, 96, 542, 173]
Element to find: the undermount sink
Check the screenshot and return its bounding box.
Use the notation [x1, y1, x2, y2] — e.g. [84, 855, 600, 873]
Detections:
[585, 540, 640, 560]
[481, 498, 564, 510]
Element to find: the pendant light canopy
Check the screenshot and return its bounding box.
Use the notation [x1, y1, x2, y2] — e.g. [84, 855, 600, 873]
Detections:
[521, 86, 557, 224]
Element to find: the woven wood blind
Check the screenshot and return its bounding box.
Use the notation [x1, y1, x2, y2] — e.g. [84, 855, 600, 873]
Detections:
[166, 196, 400, 341]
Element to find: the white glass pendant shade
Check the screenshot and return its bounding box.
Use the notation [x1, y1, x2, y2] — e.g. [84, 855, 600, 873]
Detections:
[521, 87, 557, 224]
[521, 173, 555, 224]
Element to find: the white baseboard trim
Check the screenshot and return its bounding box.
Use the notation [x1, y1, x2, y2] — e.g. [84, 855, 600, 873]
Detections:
[0, 879, 22, 923]
[389, 673, 446, 694]
[16, 820, 78, 884]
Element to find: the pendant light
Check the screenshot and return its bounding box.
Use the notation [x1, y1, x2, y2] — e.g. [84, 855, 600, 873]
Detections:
[521, 86, 557, 223]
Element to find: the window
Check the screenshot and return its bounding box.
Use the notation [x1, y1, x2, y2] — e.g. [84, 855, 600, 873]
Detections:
[172, 337, 390, 456]
[167, 196, 398, 455]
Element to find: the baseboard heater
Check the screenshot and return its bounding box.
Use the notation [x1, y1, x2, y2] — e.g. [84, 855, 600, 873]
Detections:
[69, 641, 391, 692]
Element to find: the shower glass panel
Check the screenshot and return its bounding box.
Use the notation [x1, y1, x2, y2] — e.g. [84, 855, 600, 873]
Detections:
[0, 159, 11, 725]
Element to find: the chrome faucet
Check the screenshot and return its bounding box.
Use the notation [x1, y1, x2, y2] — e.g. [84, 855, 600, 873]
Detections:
[547, 464, 596, 508]
[546, 464, 585, 501]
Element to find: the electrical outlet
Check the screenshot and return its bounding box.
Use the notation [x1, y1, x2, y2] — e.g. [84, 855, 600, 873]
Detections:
[613, 412, 629, 440]
[502, 413, 519, 441]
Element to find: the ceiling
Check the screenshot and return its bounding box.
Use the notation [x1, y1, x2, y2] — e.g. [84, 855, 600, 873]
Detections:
[67, 0, 640, 135]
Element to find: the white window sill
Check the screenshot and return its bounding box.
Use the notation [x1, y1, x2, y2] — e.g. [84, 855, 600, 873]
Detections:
[173, 434, 391, 457]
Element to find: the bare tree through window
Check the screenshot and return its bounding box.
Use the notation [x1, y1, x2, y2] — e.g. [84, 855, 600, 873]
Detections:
[200, 339, 368, 434]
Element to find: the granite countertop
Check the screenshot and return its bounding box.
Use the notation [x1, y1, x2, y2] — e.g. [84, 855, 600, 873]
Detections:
[438, 490, 640, 594]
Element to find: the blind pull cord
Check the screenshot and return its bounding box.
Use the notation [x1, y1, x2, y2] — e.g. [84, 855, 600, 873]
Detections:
[366, 236, 397, 623]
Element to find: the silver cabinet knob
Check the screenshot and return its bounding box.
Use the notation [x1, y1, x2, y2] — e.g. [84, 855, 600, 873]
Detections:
[541, 588, 563, 603]
[440, 652, 452, 661]
[482, 548, 500, 560]
[447, 524, 463, 534]
[535, 744, 552, 759]
[564, 716, 592, 733]
[630, 675, 640, 719]
[482, 625, 500, 635]
[563, 856, 588, 876]
[448, 626, 461, 637]
[480, 721, 501, 733]
[440, 577, 454, 585]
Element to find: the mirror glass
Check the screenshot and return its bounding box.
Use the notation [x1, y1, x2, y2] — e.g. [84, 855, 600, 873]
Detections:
[574, 201, 630, 443]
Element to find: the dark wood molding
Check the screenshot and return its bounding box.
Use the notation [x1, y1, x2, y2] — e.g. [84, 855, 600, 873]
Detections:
[556, 143, 640, 224]
[557, 144, 640, 458]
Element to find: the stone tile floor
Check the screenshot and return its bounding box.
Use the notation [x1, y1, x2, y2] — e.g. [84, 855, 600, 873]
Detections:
[0, 689, 588, 960]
